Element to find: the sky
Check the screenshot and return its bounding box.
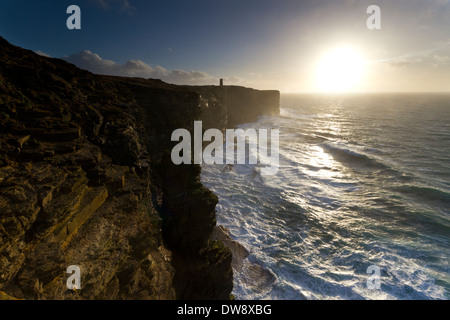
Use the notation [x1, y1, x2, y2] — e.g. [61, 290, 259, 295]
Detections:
[0, 0, 449, 93]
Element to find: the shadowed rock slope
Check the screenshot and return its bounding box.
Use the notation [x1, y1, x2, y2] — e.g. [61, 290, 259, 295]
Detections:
[0, 36, 232, 300]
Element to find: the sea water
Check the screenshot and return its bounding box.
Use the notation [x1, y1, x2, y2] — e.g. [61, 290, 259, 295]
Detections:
[201, 93, 450, 300]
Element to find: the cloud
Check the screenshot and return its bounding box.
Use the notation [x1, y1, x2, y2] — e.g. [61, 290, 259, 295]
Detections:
[62, 50, 218, 85]
[433, 54, 450, 63]
[383, 49, 450, 70]
[385, 58, 423, 69]
[387, 60, 411, 68]
[223, 76, 249, 85]
[35, 50, 51, 58]
[431, 54, 450, 68]
[95, 0, 136, 14]
[379, 45, 450, 69]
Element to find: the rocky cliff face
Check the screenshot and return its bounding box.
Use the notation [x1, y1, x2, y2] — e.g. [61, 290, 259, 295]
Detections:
[187, 85, 280, 131]
[224, 86, 280, 127]
[0, 37, 279, 300]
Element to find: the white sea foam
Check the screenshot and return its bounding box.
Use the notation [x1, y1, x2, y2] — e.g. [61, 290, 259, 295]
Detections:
[201, 94, 450, 300]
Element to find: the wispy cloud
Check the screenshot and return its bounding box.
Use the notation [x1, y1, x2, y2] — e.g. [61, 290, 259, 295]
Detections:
[95, 0, 136, 14]
[433, 54, 450, 63]
[432, 54, 450, 68]
[35, 50, 51, 58]
[376, 40, 450, 69]
[387, 60, 416, 69]
[62, 50, 218, 85]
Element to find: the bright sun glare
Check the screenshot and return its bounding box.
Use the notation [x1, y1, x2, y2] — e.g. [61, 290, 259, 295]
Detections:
[315, 47, 365, 93]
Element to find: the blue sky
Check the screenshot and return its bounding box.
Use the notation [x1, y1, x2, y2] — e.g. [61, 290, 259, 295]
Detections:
[1, 0, 450, 92]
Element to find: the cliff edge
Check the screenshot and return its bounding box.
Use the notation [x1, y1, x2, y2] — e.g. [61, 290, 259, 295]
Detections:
[186, 85, 280, 132]
[0, 36, 279, 300]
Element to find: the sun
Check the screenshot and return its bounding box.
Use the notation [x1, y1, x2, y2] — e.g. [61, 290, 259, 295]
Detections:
[314, 46, 366, 93]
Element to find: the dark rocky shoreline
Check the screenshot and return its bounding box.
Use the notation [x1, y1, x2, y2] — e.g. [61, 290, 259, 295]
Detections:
[0, 36, 279, 300]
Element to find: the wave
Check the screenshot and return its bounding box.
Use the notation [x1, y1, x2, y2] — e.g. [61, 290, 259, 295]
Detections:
[396, 185, 450, 202]
[202, 95, 450, 300]
[393, 185, 450, 211]
[322, 143, 391, 171]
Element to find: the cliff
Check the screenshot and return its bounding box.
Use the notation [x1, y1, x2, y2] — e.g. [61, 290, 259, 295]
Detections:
[0, 36, 279, 300]
[186, 85, 280, 131]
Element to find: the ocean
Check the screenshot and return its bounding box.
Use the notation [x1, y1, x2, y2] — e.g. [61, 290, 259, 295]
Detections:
[201, 93, 450, 300]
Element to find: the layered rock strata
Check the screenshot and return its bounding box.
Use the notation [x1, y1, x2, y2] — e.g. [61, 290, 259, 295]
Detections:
[0, 36, 279, 300]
